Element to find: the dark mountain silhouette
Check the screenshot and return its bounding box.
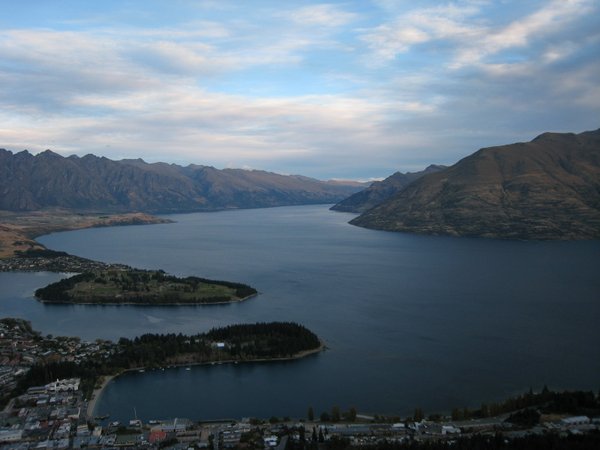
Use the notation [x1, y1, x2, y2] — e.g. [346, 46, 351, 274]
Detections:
[0, 150, 363, 213]
[351, 129, 600, 240]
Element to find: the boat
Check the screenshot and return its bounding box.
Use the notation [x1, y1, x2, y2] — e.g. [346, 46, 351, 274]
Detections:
[94, 414, 109, 420]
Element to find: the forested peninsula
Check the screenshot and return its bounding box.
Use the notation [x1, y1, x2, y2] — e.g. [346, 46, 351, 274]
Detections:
[9, 321, 323, 401]
[34, 269, 257, 305]
[116, 322, 324, 367]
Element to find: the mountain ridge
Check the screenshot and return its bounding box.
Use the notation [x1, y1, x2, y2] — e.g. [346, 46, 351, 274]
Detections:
[0, 149, 364, 213]
[330, 164, 447, 213]
[350, 129, 600, 240]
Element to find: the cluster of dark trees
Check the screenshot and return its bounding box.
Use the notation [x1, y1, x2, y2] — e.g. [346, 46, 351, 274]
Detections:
[34, 272, 95, 301]
[391, 388, 600, 426]
[114, 333, 212, 368]
[34, 269, 257, 303]
[0, 318, 35, 335]
[307, 405, 357, 423]
[449, 387, 600, 422]
[113, 321, 320, 367]
[205, 322, 322, 358]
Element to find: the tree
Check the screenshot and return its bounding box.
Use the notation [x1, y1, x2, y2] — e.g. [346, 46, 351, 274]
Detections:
[307, 406, 314, 421]
[451, 408, 463, 421]
[413, 408, 424, 422]
[480, 403, 490, 418]
[331, 405, 341, 422]
[462, 407, 471, 420]
[347, 406, 357, 422]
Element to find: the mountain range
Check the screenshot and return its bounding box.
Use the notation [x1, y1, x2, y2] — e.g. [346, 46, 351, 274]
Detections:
[330, 164, 446, 213]
[3, 129, 598, 240]
[0, 150, 364, 213]
[350, 129, 600, 240]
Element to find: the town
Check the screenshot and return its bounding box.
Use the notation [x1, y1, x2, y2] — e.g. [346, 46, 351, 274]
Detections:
[1, 380, 599, 449]
[2, 319, 600, 449]
[0, 319, 115, 404]
[0, 249, 130, 274]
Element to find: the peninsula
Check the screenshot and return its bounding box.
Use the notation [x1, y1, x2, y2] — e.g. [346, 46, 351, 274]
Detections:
[0, 209, 171, 260]
[34, 269, 257, 305]
[2, 319, 324, 406]
[0, 213, 257, 307]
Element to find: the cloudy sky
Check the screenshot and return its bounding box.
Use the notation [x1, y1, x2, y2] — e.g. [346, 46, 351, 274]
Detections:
[1, 0, 598, 180]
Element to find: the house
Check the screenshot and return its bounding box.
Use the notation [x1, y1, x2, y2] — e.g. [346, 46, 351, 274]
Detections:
[0, 429, 23, 443]
[264, 435, 278, 447]
[149, 430, 167, 444]
[560, 416, 590, 426]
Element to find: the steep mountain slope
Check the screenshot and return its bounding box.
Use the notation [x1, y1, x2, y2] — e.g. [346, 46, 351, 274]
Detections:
[351, 129, 600, 240]
[330, 165, 446, 213]
[0, 150, 362, 213]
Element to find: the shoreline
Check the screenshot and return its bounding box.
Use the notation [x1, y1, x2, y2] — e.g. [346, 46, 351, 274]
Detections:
[86, 374, 117, 419]
[0, 211, 172, 260]
[86, 342, 325, 419]
[36, 293, 258, 307]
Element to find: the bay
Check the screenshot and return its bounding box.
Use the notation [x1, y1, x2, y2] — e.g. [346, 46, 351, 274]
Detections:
[2, 205, 599, 421]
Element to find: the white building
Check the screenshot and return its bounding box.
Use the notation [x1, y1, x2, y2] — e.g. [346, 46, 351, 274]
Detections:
[560, 416, 590, 426]
[45, 378, 80, 392]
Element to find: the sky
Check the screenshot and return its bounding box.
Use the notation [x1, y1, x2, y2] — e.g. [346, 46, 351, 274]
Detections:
[0, 0, 598, 180]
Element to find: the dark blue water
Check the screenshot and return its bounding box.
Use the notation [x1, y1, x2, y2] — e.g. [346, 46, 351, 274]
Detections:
[1, 205, 599, 421]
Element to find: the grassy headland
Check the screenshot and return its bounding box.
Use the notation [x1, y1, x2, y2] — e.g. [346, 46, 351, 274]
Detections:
[0, 209, 171, 259]
[34, 269, 257, 305]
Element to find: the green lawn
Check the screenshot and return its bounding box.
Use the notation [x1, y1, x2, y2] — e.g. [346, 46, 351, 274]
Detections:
[65, 270, 238, 303]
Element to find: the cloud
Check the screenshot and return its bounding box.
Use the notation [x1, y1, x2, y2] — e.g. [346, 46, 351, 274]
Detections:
[361, 2, 483, 62]
[284, 4, 358, 28]
[453, 0, 596, 68]
[362, 25, 430, 59]
[0, 1, 598, 179]
[0, 73, 410, 177]
[361, 0, 596, 68]
[0, 24, 318, 115]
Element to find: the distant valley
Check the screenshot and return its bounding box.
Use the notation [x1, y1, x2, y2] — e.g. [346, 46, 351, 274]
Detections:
[350, 129, 600, 240]
[330, 164, 446, 213]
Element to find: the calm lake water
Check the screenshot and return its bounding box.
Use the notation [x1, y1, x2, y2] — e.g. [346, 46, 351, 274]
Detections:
[2, 205, 599, 421]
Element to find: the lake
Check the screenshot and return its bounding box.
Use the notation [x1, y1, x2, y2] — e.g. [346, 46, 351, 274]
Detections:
[2, 205, 599, 421]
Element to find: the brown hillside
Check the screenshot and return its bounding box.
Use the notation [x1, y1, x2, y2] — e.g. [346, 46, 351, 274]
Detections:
[351, 129, 600, 240]
[330, 165, 446, 213]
